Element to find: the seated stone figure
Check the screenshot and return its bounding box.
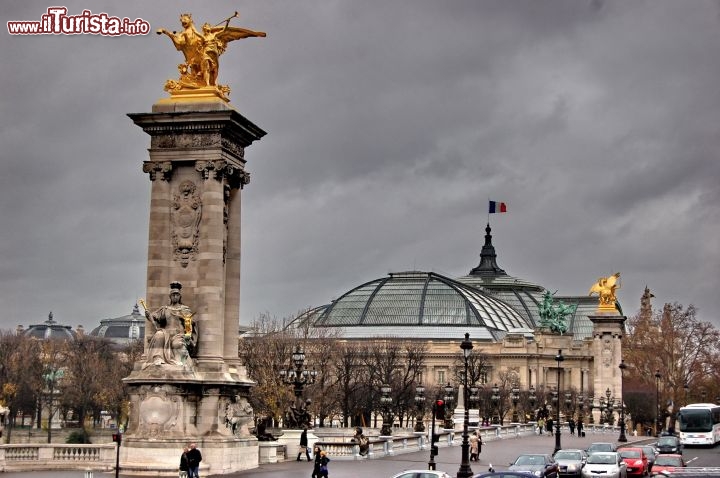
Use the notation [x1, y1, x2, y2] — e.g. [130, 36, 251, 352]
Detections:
[143, 282, 198, 368]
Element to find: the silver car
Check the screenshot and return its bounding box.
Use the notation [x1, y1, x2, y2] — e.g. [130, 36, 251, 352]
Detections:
[554, 449, 588, 477]
[580, 452, 627, 478]
[390, 471, 452, 478]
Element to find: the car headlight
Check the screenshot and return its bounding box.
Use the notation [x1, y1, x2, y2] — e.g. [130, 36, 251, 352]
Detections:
[534, 471, 542, 477]
[568, 464, 579, 472]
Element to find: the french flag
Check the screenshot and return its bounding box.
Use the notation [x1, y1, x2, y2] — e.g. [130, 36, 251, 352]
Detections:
[488, 201, 507, 214]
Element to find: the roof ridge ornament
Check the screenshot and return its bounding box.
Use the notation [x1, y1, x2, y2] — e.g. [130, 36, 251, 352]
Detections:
[468, 223, 507, 277]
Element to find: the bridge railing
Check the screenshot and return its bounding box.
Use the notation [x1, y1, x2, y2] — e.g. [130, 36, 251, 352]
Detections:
[0, 443, 116, 472]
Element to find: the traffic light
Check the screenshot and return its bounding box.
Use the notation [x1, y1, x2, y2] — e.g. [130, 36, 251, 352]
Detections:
[434, 399, 445, 420]
[112, 433, 122, 444]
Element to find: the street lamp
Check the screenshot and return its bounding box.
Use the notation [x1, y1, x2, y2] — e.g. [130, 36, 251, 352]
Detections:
[469, 383, 480, 424]
[529, 386, 536, 420]
[278, 345, 318, 428]
[554, 349, 564, 455]
[564, 391, 573, 419]
[414, 385, 426, 432]
[618, 359, 627, 442]
[379, 383, 393, 436]
[443, 383, 456, 429]
[604, 387, 614, 424]
[578, 393, 585, 436]
[511, 385, 520, 423]
[456, 332, 474, 478]
[491, 384, 500, 424]
[655, 370, 662, 437]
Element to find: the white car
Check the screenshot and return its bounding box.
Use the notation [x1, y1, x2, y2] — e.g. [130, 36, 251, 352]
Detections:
[391, 471, 452, 478]
[580, 452, 627, 478]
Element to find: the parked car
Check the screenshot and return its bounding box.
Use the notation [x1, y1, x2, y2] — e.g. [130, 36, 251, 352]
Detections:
[587, 442, 618, 455]
[656, 435, 683, 455]
[641, 445, 657, 470]
[554, 449, 588, 477]
[391, 471, 452, 478]
[508, 454, 559, 478]
[618, 447, 649, 476]
[474, 473, 538, 478]
[581, 452, 627, 478]
[651, 454, 686, 476]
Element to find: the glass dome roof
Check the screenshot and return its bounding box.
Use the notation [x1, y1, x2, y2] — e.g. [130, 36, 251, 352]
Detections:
[293, 271, 531, 337]
[89, 304, 145, 346]
[24, 312, 76, 341]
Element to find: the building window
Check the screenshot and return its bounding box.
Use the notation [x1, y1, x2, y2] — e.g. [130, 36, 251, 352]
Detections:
[437, 370, 445, 384]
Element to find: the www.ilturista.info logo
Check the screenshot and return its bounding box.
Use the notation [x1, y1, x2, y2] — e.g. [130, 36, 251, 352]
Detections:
[7, 7, 151, 36]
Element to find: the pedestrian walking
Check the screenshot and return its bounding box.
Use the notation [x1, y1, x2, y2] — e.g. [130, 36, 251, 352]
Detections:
[569, 418, 575, 436]
[537, 417, 545, 435]
[469, 432, 479, 462]
[297, 427, 311, 461]
[577, 420, 584, 437]
[311, 445, 323, 478]
[186, 443, 202, 478]
[179, 447, 189, 478]
[319, 450, 330, 477]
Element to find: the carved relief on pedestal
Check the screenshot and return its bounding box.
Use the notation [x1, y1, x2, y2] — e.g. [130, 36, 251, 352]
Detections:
[137, 386, 181, 438]
[222, 395, 254, 437]
[601, 336, 612, 368]
[172, 180, 202, 267]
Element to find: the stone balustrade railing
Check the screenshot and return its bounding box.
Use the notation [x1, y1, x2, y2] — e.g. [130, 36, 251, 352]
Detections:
[0, 423, 546, 470]
[0, 444, 117, 472]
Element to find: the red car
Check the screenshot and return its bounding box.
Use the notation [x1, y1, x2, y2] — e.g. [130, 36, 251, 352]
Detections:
[618, 447, 648, 476]
[650, 454, 686, 476]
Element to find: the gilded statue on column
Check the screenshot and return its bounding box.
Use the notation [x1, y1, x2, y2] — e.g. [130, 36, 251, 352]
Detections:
[588, 272, 621, 313]
[157, 12, 266, 100]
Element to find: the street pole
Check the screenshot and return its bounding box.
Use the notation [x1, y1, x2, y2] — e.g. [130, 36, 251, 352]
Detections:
[456, 333, 474, 478]
[554, 349, 564, 455]
[655, 370, 662, 437]
[618, 359, 627, 442]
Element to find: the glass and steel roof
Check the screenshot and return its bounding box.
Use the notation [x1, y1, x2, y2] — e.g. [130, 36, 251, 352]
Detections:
[293, 271, 531, 334]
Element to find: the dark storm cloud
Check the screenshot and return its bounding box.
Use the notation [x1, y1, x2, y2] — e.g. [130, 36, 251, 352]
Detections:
[1, 0, 718, 332]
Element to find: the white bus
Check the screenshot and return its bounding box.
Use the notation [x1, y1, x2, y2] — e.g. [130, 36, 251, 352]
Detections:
[677, 403, 720, 446]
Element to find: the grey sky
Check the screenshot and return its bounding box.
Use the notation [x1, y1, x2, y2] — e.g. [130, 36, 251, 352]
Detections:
[1, 0, 718, 332]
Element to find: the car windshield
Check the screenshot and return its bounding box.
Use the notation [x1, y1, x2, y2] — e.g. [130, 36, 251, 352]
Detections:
[619, 450, 641, 458]
[658, 437, 678, 446]
[516, 456, 544, 465]
[555, 452, 581, 460]
[654, 457, 682, 466]
[588, 444, 613, 452]
[587, 454, 616, 464]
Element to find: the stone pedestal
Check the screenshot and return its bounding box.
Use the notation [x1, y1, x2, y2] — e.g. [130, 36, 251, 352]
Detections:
[121, 97, 265, 475]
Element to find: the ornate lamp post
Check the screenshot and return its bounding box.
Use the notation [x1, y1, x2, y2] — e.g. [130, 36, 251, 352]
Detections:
[379, 383, 393, 436]
[618, 359, 627, 442]
[529, 386, 536, 421]
[491, 383, 500, 425]
[456, 332, 474, 478]
[655, 370, 662, 437]
[278, 345, 317, 428]
[554, 349, 564, 455]
[511, 385, 520, 423]
[603, 387, 614, 424]
[564, 391, 573, 420]
[469, 383, 480, 423]
[414, 385, 426, 432]
[443, 383, 455, 429]
[577, 393, 585, 435]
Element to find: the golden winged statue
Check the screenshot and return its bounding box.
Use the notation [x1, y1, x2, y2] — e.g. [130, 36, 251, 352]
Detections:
[589, 272, 621, 312]
[157, 12, 266, 99]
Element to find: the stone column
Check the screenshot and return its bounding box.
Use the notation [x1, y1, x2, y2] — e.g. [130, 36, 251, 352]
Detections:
[589, 313, 627, 405]
[122, 98, 266, 475]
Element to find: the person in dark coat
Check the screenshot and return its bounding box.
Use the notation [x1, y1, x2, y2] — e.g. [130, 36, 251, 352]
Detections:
[311, 445, 323, 478]
[297, 427, 311, 461]
[186, 443, 202, 478]
[318, 450, 330, 477]
[179, 447, 189, 478]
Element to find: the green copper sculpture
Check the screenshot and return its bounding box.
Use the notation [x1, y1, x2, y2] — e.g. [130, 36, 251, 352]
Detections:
[538, 291, 576, 334]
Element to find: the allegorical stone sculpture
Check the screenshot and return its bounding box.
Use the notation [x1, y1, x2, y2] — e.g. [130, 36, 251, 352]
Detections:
[157, 12, 266, 99]
[537, 291, 576, 334]
[588, 272, 621, 312]
[140, 282, 198, 368]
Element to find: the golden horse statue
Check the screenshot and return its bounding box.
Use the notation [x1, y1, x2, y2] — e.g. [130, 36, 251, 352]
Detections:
[589, 272, 621, 312]
[157, 12, 266, 99]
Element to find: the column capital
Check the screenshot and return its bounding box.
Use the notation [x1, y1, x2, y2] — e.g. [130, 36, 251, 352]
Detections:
[142, 161, 172, 181]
